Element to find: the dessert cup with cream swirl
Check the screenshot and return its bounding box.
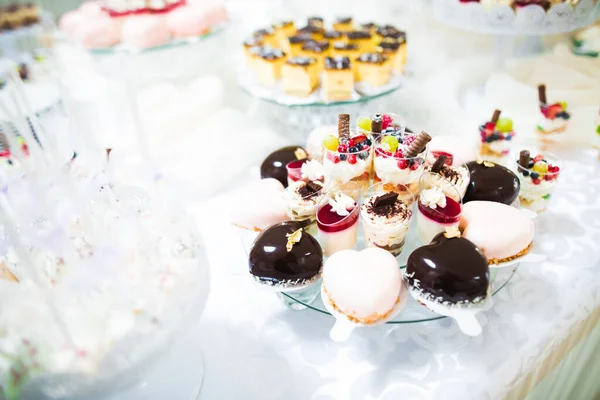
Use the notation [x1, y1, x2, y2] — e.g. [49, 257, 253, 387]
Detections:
[416, 172, 462, 244]
[322, 130, 373, 192]
[360, 182, 415, 257]
[373, 135, 426, 195]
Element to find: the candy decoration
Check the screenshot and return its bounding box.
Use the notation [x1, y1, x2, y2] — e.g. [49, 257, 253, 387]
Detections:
[338, 114, 350, 141]
[538, 84, 546, 104]
[404, 131, 431, 158]
[430, 155, 447, 173]
[371, 114, 383, 134]
[491, 109, 501, 124]
[519, 150, 530, 169]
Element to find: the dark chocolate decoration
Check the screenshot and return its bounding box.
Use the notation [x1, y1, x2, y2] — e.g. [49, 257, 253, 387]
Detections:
[336, 17, 352, 24]
[377, 25, 405, 40]
[371, 114, 383, 133]
[260, 146, 307, 188]
[519, 150, 530, 169]
[357, 53, 387, 64]
[491, 109, 501, 124]
[464, 161, 520, 205]
[361, 22, 378, 30]
[305, 181, 322, 195]
[338, 114, 350, 140]
[297, 25, 325, 36]
[302, 40, 329, 52]
[347, 30, 371, 40]
[287, 57, 316, 66]
[324, 56, 351, 70]
[431, 155, 448, 173]
[250, 46, 286, 60]
[288, 34, 312, 44]
[406, 233, 490, 304]
[18, 63, 29, 81]
[249, 221, 323, 286]
[439, 165, 461, 184]
[405, 127, 414, 133]
[323, 30, 343, 40]
[373, 192, 398, 208]
[254, 28, 274, 37]
[538, 84, 546, 104]
[307, 17, 324, 26]
[244, 36, 263, 46]
[333, 42, 358, 51]
[377, 40, 400, 52]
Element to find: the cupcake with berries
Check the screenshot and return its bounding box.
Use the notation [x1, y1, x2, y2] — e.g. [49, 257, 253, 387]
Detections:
[514, 149, 562, 213]
[356, 113, 406, 140]
[479, 109, 515, 164]
[373, 130, 431, 195]
[322, 114, 374, 192]
[536, 84, 570, 139]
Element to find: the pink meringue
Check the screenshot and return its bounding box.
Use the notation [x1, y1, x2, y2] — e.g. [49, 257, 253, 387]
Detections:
[121, 15, 171, 49]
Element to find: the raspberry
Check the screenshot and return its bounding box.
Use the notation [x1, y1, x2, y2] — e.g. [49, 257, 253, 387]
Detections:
[333, 156, 340, 164]
[348, 155, 357, 165]
[409, 161, 420, 170]
[394, 150, 403, 158]
[376, 148, 392, 157]
[532, 178, 541, 185]
[397, 159, 408, 169]
[533, 154, 544, 162]
[337, 143, 349, 153]
[544, 174, 552, 181]
[382, 114, 393, 129]
[349, 134, 367, 146]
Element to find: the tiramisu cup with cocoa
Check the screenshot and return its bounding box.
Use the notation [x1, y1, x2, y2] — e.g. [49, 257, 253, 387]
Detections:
[360, 182, 414, 256]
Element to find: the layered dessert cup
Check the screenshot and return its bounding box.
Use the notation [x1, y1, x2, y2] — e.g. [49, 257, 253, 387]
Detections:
[536, 84, 570, 141]
[373, 133, 427, 195]
[514, 150, 561, 213]
[416, 172, 462, 243]
[282, 179, 325, 235]
[286, 159, 308, 186]
[322, 130, 373, 192]
[424, 153, 470, 199]
[479, 111, 515, 164]
[356, 113, 406, 140]
[316, 182, 361, 257]
[360, 182, 414, 256]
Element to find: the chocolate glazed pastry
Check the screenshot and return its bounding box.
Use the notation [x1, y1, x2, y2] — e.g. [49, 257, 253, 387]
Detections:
[249, 221, 323, 286]
[260, 146, 307, 187]
[464, 161, 520, 205]
[406, 233, 489, 304]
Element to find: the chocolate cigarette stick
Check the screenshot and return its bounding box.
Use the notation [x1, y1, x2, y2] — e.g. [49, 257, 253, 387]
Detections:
[519, 150, 530, 169]
[405, 131, 432, 158]
[338, 114, 350, 142]
[371, 114, 383, 133]
[491, 109, 501, 124]
[431, 155, 448, 173]
[538, 84, 547, 104]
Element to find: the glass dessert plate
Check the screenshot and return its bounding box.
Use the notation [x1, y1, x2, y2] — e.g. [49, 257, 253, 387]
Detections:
[284, 263, 518, 324]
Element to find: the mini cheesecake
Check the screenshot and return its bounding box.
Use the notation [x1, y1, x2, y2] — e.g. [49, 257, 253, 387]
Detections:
[253, 28, 278, 48]
[299, 40, 330, 71]
[323, 56, 354, 101]
[296, 24, 325, 41]
[360, 22, 379, 35]
[333, 17, 353, 32]
[355, 53, 392, 86]
[346, 30, 374, 53]
[374, 25, 404, 44]
[251, 47, 287, 87]
[243, 36, 264, 66]
[332, 42, 360, 59]
[307, 16, 324, 28]
[282, 57, 320, 97]
[376, 38, 405, 73]
[285, 34, 312, 57]
[272, 20, 296, 47]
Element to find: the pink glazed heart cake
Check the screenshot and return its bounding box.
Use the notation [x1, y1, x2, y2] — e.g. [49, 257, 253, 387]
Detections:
[322, 248, 402, 324]
[459, 201, 534, 264]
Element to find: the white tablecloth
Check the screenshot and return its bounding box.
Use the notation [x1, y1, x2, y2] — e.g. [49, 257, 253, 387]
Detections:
[189, 149, 600, 400]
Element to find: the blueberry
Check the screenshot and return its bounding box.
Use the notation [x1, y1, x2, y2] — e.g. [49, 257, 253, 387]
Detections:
[530, 172, 539, 180]
[365, 139, 372, 146]
[485, 137, 493, 143]
[8, 159, 13, 165]
[340, 154, 347, 161]
[490, 133, 499, 141]
[349, 146, 358, 153]
[522, 170, 529, 177]
[355, 143, 363, 150]
[408, 159, 415, 166]
[358, 151, 369, 160]
[505, 135, 512, 141]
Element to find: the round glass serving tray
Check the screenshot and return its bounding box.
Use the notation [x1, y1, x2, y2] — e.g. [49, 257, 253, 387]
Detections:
[283, 265, 518, 324]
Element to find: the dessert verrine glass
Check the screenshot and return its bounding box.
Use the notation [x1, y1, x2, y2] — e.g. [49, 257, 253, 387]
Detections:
[373, 133, 426, 195]
[479, 118, 515, 165]
[416, 172, 462, 244]
[356, 112, 406, 140]
[360, 182, 415, 257]
[322, 130, 373, 192]
[282, 179, 325, 235]
[513, 150, 562, 213]
[286, 159, 308, 186]
[424, 153, 470, 199]
[536, 100, 570, 140]
[316, 181, 362, 257]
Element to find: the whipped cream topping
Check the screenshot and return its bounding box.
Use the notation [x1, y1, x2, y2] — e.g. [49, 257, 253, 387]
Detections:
[537, 117, 567, 132]
[374, 156, 422, 184]
[283, 180, 323, 219]
[420, 187, 447, 209]
[329, 192, 356, 216]
[301, 160, 324, 181]
[323, 154, 371, 184]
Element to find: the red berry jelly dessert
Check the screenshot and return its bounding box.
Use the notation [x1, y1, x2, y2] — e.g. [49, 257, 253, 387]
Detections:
[418, 196, 461, 224]
[317, 203, 359, 233]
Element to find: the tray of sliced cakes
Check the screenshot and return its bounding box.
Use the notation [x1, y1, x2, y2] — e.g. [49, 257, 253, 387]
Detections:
[230, 113, 557, 340]
[239, 17, 407, 106]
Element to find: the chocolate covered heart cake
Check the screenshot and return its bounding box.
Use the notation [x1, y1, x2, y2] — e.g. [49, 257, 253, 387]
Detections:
[464, 160, 520, 205]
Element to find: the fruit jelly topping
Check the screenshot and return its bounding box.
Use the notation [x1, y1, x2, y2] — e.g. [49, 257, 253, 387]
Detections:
[302, 40, 330, 52]
[418, 195, 461, 224]
[325, 56, 351, 70]
[347, 30, 372, 40]
[357, 53, 387, 64]
[333, 42, 358, 50]
[287, 57, 317, 66]
[317, 203, 359, 233]
[516, 154, 560, 185]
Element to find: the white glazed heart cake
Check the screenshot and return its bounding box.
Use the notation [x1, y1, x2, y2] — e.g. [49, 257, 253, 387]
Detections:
[460, 200, 534, 264]
[230, 178, 288, 231]
[322, 248, 402, 324]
